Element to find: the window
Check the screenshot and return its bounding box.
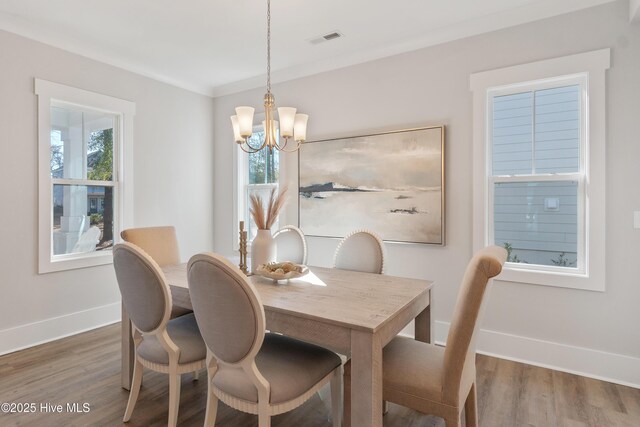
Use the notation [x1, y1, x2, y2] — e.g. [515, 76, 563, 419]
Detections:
[471, 49, 609, 291]
[36, 80, 135, 273]
[234, 125, 280, 248]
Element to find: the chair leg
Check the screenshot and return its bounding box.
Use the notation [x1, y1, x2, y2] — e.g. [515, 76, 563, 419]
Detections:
[123, 359, 143, 422]
[258, 413, 271, 427]
[464, 382, 478, 427]
[193, 369, 199, 381]
[331, 366, 343, 427]
[204, 383, 219, 427]
[383, 400, 389, 415]
[167, 373, 181, 427]
[343, 361, 351, 427]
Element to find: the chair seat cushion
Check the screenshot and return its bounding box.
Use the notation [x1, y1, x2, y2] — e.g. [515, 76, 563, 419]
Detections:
[212, 333, 341, 404]
[137, 313, 206, 365]
[383, 336, 445, 404]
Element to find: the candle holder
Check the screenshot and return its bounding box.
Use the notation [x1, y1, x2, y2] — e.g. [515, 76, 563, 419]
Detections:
[239, 221, 249, 275]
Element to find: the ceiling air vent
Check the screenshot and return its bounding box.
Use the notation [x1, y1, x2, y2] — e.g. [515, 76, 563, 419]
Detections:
[308, 31, 344, 45]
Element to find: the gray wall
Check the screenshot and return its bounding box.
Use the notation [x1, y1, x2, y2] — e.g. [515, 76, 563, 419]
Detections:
[0, 29, 215, 347]
[213, 0, 640, 381]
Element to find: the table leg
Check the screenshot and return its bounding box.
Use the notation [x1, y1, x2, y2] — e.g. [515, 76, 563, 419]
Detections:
[415, 297, 432, 344]
[350, 330, 383, 427]
[121, 302, 134, 390]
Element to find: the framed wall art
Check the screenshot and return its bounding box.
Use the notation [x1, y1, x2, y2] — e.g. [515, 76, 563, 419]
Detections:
[298, 126, 445, 245]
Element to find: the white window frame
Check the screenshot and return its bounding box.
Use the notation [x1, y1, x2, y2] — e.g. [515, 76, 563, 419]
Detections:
[470, 49, 609, 291]
[36, 79, 135, 273]
[233, 121, 280, 251]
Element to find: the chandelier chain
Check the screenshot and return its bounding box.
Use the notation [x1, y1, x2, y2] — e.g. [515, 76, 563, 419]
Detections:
[266, 0, 271, 94]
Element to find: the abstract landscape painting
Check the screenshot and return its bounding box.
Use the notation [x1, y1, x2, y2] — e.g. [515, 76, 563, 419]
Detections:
[298, 126, 444, 244]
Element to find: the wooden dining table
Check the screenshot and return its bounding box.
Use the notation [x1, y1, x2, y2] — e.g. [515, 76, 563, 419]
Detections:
[121, 263, 433, 427]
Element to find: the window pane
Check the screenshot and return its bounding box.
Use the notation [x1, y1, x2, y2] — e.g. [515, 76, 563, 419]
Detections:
[50, 106, 115, 180]
[492, 92, 533, 175]
[248, 131, 280, 184]
[493, 181, 578, 267]
[534, 85, 580, 173]
[53, 184, 114, 255]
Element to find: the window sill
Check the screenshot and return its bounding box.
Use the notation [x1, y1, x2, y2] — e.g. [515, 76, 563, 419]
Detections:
[496, 265, 604, 292]
[39, 250, 113, 274]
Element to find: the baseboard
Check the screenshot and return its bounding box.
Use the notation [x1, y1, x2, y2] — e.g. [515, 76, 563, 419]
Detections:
[0, 301, 121, 356]
[406, 321, 639, 389]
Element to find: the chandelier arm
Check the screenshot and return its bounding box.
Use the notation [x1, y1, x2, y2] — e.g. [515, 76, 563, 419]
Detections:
[238, 144, 258, 154]
[242, 137, 268, 153]
[273, 138, 302, 153]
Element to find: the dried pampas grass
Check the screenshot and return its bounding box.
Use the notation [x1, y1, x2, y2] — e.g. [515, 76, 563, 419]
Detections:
[249, 186, 288, 230]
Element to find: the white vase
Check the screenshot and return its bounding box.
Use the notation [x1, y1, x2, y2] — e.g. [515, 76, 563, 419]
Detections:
[251, 229, 276, 273]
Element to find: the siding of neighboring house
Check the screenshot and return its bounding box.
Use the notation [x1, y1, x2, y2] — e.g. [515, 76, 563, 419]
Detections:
[492, 85, 580, 266]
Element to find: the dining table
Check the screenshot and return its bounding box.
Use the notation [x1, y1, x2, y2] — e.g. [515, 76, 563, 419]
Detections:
[121, 262, 433, 427]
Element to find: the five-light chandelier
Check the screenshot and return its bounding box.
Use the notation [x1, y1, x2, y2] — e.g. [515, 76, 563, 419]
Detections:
[231, 0, 308, 153]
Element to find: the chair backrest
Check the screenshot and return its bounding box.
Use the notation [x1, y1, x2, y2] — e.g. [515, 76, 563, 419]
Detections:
[333, 230, 386, 274]
[120, 226, 180, 267]
[442, 245, 507, 405]
[188, 253, 265, 365]
[113, 242, 171, 334]
[273, 225, 307, 264]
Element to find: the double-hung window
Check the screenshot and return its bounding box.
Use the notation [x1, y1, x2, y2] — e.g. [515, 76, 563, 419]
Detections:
[471, 49, 609, 291]
[235, 125, 280, 247]
[36, 80, 135, 273]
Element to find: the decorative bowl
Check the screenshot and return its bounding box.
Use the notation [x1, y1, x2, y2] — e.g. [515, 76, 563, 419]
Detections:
[255, 262, 309, 281]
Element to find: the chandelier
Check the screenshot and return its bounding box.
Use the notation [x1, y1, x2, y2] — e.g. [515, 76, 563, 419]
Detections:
[230, 0, 308, 153]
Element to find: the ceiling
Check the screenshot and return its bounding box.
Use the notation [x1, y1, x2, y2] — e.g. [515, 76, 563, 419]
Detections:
[0, 0, 616, 97]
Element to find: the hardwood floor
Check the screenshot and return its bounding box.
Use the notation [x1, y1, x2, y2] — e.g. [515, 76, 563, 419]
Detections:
[0, 324, 638, 426]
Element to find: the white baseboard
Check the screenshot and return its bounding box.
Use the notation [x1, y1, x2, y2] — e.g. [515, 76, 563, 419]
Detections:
[403, 321, 639, 389]
[0, 302, 121, 356]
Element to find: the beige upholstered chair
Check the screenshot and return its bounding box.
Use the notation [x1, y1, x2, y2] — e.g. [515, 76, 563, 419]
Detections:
[120, 226, 192, 318]
[345, 245, 507, 427]
[273, 225, 307, 265]
[334, 229, 386, 424]
[187, 253, 343, 427]
[120, 226, 180, 266]
[333, 229, 386, 274]
[113, 243, 206, 427]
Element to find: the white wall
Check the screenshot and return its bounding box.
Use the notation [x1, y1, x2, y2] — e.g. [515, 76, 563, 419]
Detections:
[0, 29, 215, 354]
[213, 1, 640, 386]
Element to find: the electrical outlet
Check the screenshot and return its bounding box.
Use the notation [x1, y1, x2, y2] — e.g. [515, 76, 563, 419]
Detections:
[635, 211, 640, 229]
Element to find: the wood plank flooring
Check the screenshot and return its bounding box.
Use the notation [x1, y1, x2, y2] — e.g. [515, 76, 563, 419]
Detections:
[0, 324, 638, 426]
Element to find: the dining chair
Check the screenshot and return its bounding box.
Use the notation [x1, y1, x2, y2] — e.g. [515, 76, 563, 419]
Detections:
[113, 243, 206, 427]
[187, 252, 343, 427]
[333, 229, 386, 423]
[120, 226, 192, 318]
[333, 229, 386, 274]
[273, 225, 308, 264]
[344, 245, 507, 427]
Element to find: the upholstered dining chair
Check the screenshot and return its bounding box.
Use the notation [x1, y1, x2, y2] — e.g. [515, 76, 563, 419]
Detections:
[121, 226, 192, 318]
[273, 225, 308, 265]
[345, 245, 507, 427]
[187, 252, 343, 427]
[333, 229, 386, 423]
[113, 243, 206, 427]
[333, 229, 386, 274]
